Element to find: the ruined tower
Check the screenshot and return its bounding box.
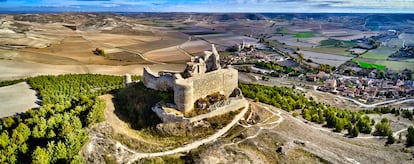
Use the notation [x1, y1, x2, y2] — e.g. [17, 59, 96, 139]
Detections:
[142, 44, 239, 114]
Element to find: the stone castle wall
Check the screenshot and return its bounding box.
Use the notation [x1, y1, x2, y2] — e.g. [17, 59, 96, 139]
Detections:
[173, 80, 194, 113]
[188, 68, 238, 101]
[144, 67, 238, 113]
[173, 68, 238, 113]
[142, 67, 175, 91]
[152, 97, 247, 123]
[142, 44, 239, 114]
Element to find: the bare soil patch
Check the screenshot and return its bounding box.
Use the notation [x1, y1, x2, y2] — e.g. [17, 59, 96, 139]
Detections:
[143, 46, 191, 63]
[120, 37, 187, 54]
[17, 50, 84, 65]
[0, 82, 39, 117]
[180, 40, 212, 54]
[195, 34, 258, 47]
[22, 36, 109, 64]
[101, 94, 161, 145]
[301, 50, 353, 67]
[107, 51, 150, 63]
[82, 33, 158, 47]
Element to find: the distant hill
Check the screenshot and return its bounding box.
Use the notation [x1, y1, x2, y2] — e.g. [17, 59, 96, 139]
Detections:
[121, 13, 267, 22]
[364, 14, 414, 32]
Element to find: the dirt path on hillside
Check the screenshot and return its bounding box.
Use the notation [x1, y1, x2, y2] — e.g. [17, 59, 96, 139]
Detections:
[268, 103, 410, 164]
[222, 101, 411, 163]
[97, 94, 250, 163]
[100, 94, 160, 145]
[124, 100, 249, 163]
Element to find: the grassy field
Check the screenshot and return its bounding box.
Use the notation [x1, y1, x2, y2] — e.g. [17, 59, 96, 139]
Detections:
[351, 46, 414, 72]
[359, 52, 390, 60]
[294, 32, 315, 38]
[352, 59, 386, 71]
[368, 60, 414, 72]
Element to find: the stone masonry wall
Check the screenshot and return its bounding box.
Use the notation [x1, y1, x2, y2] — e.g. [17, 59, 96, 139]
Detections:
[152, 97, 248, 123]
[142, 67, 175, 91]
[191, 68, 238, 100]
[173, 67, 238, 113]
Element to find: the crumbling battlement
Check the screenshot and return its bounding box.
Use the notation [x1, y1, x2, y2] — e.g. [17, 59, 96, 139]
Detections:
[142, 44, 239, 113]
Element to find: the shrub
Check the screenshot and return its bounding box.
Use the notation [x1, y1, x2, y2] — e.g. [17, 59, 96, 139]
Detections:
[387, 133, 395, 144]
[292, 111, 299, 117]
[351, 126, 359, 137]
[407, 126, 414, 147]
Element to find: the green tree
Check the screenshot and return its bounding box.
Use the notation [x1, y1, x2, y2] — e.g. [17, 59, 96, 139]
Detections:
[299, 52, 304, 63]
[407, 126, 414, 147]
[2, 117, 15, 129]
[46, 141, 55, 161]
[292, 111, 299, 117]
[0, 131, 10, 148]
[32, 146, 50, 164]
[54, 141, 68, 162]
[375, 118, 392, 136]
[70, 155, 85, 164]
[32, 117, 47, 138]
[387, 133, 395, 144]
[347, 123, 353, 135]
[351, 126, 359, 137]
[64, 130, 88, 159]
[335, 118, 344, 132]
[86, 98, 105, 126]
[356, 116, 372, 134]
[303, 109, 311, 121]
[311, 114, 319, 122]
[12, 123, 31, 145]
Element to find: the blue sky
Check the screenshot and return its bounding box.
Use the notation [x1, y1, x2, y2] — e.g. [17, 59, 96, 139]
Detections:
[1, 0, 414, 13]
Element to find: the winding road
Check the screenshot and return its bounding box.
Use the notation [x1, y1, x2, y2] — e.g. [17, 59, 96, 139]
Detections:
[342, 96, 414, 108]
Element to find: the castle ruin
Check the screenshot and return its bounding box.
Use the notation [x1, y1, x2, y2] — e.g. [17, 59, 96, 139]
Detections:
[142, 44, 239, 114]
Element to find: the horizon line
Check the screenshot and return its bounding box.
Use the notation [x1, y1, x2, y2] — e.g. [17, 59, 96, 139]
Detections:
[1, 11, 414, 15]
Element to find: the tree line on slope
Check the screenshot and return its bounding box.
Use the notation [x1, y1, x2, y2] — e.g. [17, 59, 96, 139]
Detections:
[239, 83, 411, 145]
[0, 74, 140, 163]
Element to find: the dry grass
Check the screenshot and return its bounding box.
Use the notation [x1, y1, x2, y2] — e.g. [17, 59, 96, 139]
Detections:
[120, 38, 187, 54]
[22, 36, 109, 64]
[82, 33, 158, 47]
[286, 148, 327, 164]
[107, 51, 150, 63]
[180, 40, 211, 54]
